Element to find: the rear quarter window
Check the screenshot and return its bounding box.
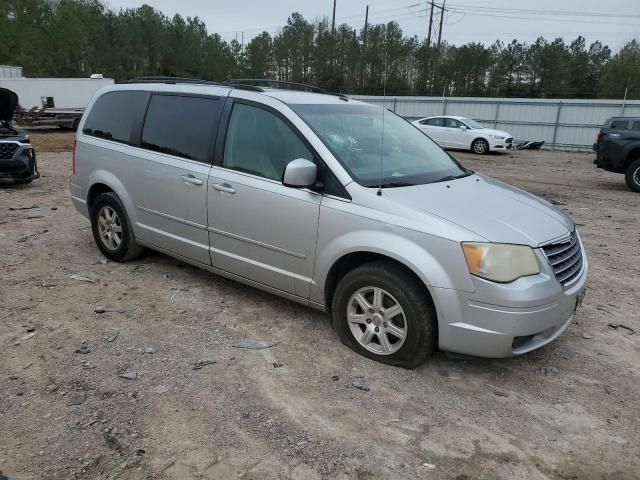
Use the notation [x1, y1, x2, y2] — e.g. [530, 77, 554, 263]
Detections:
[82, 90, 148, 144]
[141, 94, 222, 163]
[631, 121, 640, 131]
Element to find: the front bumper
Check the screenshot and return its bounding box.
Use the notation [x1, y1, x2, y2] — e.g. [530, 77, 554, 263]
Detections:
[488, 137, 513, 151]
[434, 242, 588, 358]
[0, 141, 38, 181]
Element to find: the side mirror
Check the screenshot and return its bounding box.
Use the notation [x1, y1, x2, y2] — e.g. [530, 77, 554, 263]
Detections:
[459, 125, 468, 130]
[282, 158, 317, 188]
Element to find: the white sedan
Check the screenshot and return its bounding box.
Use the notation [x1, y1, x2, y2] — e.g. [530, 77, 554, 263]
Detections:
[412, 115, 513, 154]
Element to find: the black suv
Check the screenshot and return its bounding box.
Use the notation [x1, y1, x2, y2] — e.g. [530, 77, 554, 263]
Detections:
[593, 117, 640, 192]
[0, 87, 38, 184]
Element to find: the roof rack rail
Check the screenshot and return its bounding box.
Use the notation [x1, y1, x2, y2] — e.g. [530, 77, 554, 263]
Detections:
[122, 76, 264, 92]
[228, 79, 324, 94]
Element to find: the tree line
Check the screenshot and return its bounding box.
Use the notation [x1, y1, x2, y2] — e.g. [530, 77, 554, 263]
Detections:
[1, 0, 639, 99]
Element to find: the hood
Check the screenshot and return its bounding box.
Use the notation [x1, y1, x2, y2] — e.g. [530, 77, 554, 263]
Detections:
[474, 128, 511, 138]
[382, 174, 574, 246]
[0, 87, 19, 121]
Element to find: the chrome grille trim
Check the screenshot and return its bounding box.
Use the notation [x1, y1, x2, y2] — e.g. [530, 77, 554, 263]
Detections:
[541, 230, 584, 286]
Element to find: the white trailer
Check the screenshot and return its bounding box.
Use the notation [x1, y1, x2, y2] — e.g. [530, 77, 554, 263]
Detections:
[0, 76, 114, 110]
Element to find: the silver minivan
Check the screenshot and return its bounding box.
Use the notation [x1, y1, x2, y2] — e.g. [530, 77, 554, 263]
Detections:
[70, 79, 587, 368]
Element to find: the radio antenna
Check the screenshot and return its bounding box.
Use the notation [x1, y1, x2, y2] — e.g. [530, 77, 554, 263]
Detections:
[376, 54, 387, 197]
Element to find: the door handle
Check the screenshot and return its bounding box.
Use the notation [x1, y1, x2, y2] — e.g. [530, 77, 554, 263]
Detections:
[181, 174, 203, 186]
[212, 183, 236, 194]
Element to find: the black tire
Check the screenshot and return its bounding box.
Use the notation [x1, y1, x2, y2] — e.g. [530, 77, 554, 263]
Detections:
[471, 138, 490, 155]
[331, 261, 436, 369]
[90, 192, 144, 262]
[625, 158, 640, 193]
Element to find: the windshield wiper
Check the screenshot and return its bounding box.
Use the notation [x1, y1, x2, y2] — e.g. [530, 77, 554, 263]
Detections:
[432, 172, 472, 183]
[369, 181, 415, 188]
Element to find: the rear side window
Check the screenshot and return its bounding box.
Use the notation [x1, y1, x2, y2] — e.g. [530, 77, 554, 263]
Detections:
[426, 118, 443, 126]
[631, 121, 640, 131]
[83, 91, 148, 144]
[141, 94, 222, 163]
[610, 120, 629, 130]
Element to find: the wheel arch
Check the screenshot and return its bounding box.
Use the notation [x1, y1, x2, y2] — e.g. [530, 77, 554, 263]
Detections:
[86, 170, 137, 224]
[323, 251, 436, 314]
[625, 145, 640, 168]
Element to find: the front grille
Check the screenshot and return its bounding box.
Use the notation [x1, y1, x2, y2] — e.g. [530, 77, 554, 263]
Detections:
[0, 142, 19, 159]
[541, 230, 584, 286]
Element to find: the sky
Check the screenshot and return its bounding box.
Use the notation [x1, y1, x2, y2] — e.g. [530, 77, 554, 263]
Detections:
[103, 0, 640, 50]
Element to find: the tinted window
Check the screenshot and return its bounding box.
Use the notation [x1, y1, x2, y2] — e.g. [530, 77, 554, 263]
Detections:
[223, 103, 314, 181]
[631, 121, 640, 131]
[141, 94, 221, 163]
[610, 120, 629, 130]
[83, 91, 148, 144]
[443, 118, 461, 128]
[426, 118, 443, 126]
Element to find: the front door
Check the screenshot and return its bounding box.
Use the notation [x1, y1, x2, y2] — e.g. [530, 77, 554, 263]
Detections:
[207, 100, 321, 297]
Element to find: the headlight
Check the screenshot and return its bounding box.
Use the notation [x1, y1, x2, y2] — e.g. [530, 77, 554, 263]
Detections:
[488, 134, 505, 140]
[462, 242, 539, 283]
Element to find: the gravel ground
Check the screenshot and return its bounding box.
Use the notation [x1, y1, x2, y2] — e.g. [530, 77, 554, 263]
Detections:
[1, 146, 639, 480]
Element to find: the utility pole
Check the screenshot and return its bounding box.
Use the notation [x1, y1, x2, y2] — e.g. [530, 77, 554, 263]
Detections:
[437, 0, 446, 47]
[331, 0, 337, 34]
[363, 5, 369, 46]
[427, 1, 434, 46]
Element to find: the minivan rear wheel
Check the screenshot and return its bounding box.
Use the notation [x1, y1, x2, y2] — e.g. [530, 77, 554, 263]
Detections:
[331, 261, 436, 368]
[625, 159, 640, 193]
[90, 192, 144, 262]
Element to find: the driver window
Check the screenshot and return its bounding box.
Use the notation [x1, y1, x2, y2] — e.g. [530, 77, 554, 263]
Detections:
[444, 118, 460, 128]
[223, 103, 314, 181]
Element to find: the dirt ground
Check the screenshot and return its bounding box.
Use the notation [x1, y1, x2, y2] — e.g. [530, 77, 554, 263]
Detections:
[1, 135, 639, 480]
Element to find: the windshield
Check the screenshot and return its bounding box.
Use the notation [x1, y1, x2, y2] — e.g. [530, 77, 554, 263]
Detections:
[461, 118, 484, 129]
[292, 104, 469, 187]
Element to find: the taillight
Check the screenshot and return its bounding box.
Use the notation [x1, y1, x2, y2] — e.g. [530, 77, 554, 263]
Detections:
[72, 140, 77, 175]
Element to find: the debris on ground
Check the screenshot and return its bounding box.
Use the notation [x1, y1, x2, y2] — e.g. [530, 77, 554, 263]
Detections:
[9, 204, 39, 211]
[70, 274, 95, 283]
[493, 389, 509, 397]
[422, 462, 436, 470]
[66, 393, 87, 406]
[193, 359, 217, 370]
[20, 332, 36, 341]
[331, 375, 339, 381]
[232, 339, 277, 350]
[437, 367, 450, 377]
[352, 376, 370, 391]
[272, 361, 284, 368]
[103, 329, 119, 342]
[154, 385, 169, 394]
[119, 372, 138, 380]
[75, 346, 90, 354]
[608, 323, 635, 335]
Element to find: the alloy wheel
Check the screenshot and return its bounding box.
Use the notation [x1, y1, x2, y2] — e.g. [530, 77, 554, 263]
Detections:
[97, 206, 123, 250]
[347, 286, 408, 355]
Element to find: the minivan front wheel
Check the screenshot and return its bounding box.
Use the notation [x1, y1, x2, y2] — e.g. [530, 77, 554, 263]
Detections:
[90, 192, 143, 262]
[331, 261, 436, 368]
[625, 159, 640, 193]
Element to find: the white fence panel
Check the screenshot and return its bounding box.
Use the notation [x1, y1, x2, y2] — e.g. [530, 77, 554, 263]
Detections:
[352, 95, 640, 150]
